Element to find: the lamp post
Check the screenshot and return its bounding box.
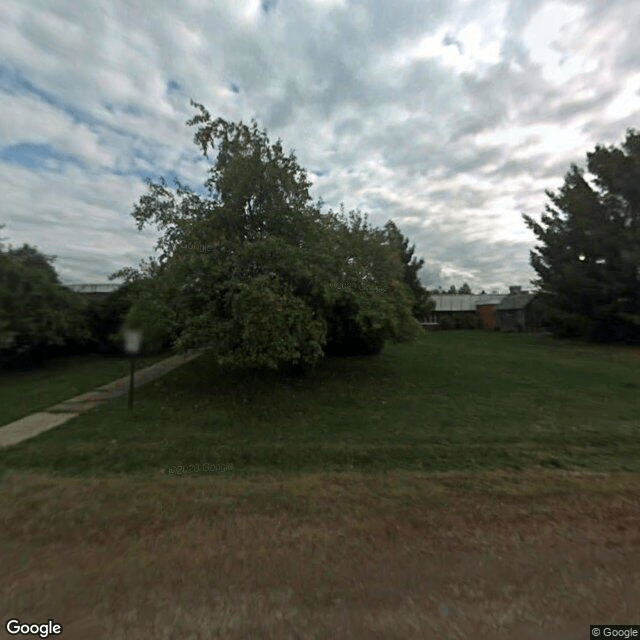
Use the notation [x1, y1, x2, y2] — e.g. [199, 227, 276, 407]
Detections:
[124, 328, 143, 410]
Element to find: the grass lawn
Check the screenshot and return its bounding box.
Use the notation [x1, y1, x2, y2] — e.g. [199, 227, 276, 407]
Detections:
[0, 350, 172, 426]
[0, 331, 638, 477]
[1, 331, 639, 638]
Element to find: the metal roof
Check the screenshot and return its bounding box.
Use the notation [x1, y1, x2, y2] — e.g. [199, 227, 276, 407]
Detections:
[430, 293, 507, 312]
[497, 293, 535, 310]
[474, 294, 508, 306]
[65, 283, 122, 293]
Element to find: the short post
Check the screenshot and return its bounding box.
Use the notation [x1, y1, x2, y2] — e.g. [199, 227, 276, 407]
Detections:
[124, 328, 143, 411]
[128, 357, 135, 410]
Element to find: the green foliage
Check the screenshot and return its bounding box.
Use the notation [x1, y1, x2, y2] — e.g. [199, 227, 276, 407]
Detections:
[81, 282, 140, 354]
[114, 270, 180, 356]
[0, 242, 91, 368]
[115, 102, 424, 372]
[523, 128, 640, 344]
[458, 282, 472, 294]
[319, 208, 422, 356]
[224, 276, 325, 369]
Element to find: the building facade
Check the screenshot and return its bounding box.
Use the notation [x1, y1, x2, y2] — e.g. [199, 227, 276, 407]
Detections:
[496, 286, 541, 332]
[425, 287, 542, 331]
[427, 293, 507, 330]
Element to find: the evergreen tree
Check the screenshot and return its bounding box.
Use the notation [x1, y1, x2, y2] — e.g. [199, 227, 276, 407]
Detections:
[523, 128, 640, 342]
[382, 221, 434, 320]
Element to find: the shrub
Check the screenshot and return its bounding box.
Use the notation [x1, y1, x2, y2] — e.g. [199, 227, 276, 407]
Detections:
[0, 244, 91, 368]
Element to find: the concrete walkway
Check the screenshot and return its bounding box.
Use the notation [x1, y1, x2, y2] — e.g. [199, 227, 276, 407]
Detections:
[0, 348, 207, 449]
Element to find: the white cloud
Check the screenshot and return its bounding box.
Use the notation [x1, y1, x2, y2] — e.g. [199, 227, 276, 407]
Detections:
[521, 1, 596, 85]
[0, 0, 638, 292]
[1, 163, 158, 283]
[604, 72, 640, 121]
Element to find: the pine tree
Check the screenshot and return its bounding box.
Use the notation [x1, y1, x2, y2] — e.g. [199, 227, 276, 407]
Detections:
[382, 221, 434, 320]
[523, 128, 640, 342]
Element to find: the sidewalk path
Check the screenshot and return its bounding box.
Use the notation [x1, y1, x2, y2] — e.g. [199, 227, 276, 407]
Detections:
[0, 348, 206, 449]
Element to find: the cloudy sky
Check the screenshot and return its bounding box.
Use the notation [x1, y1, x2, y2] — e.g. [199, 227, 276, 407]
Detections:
[1, 0, 639, 292]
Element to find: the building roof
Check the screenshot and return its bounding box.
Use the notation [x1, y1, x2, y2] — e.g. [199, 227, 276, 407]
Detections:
[497, 293, 535, 310]
[65, 283, 122, 293]
[430, 293, 507, 312]
[474, 295, 508, 307]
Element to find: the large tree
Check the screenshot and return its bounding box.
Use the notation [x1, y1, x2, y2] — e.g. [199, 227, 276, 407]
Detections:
[523, 128, 640, 342]
[114, 101, 422, 372]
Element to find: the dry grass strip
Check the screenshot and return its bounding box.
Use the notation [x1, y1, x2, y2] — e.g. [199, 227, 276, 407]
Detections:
[1, 469, 639, 639]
